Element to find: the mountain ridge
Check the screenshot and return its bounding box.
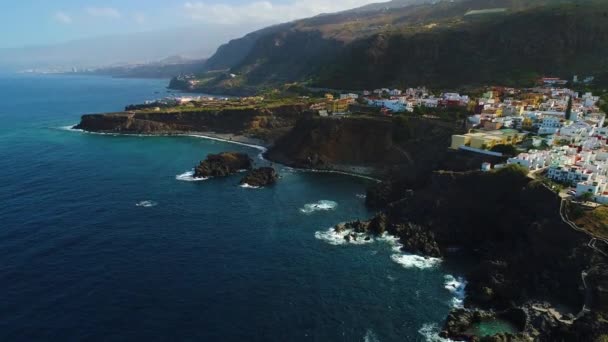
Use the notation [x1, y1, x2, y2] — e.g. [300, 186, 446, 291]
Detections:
[175, 0, 608, 93]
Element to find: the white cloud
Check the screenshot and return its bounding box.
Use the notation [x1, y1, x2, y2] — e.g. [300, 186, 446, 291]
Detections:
[183, 0, 377, 25]
[134, 12, 146, 24]
[53, 11, 73, 24]
[86, 7, 122, 19]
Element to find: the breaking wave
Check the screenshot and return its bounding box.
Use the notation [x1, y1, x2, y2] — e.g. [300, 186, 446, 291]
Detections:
[299, 200, 338, 214]
[380, 233, 442, 270]
[364, 329, 380, 342]
[136, 200, 158, 208]
[314, 227, 443, 270]
[175, 170, 208, 182]
[418, 323, 455, 342]
[390, 254, 442, 269]
[314, 227, 374, 245]
[444, 275, 467, 308]
[240, 183, 261, 189]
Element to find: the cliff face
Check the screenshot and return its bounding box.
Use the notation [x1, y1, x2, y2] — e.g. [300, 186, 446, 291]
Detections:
[75, 104, 310, 143]
[384, 168, 601, 311]
[189, 0, 608, 92]
[265, 116, 459, 177]
[344, 166, 608, 339]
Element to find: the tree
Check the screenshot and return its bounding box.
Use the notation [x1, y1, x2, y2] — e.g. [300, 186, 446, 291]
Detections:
[565, 96, 573, 120]
[491, 144, 518, 156]
[580, 191, 594, 202]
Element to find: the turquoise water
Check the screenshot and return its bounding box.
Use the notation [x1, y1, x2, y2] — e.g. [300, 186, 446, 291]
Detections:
[469, 319, 519, 337]
[0, 74, 462, 341]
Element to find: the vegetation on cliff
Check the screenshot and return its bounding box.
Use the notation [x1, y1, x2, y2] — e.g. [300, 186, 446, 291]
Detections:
[173, 0, 608, 93]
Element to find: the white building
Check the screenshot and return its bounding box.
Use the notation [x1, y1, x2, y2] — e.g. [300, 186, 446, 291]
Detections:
[538, 116, 562, 135]
[507, 150, 551, 170]
[547, 166, 592, 185]
[340, 93, 359, 100]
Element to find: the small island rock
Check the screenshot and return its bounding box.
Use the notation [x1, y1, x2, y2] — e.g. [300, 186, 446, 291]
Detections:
[194, 152, 252, 178]
[240, 167, 278, 187]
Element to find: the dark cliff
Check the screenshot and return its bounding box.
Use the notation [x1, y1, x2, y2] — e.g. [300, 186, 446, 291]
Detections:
[385, 168, 598, 309]
[265, 116, 459, 177]
[340, 166, 608, 339]
[189, 0, 608, 92]
[75, 104, 310, 143]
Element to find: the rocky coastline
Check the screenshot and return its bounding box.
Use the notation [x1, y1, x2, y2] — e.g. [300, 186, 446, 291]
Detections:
[75, 107, 608, 340]
[345, 166, 608, 341]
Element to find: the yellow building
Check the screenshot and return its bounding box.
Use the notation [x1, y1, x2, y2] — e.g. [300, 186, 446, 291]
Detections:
[450, 129, 526, 150]
[450, 135, 471, 149]
[326, 98, 351, 113]
[324, 93, 334, 101]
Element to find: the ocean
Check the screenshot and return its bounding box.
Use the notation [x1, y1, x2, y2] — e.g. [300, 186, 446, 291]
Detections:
[0, 74, 464, 341]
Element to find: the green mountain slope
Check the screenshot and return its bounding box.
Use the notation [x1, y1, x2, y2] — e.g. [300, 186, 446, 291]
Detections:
[177, 0, 608, 93]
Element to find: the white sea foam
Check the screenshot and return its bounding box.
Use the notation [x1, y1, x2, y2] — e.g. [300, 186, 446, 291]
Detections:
[377, 232, 442, 269]
[314, 228, 373, 246]
[240, 183, 261, 189]
[364, 329, 380, 342]
[136, 200, 158, 208]
[59, 125, 81, 132]
[300, 200, 338, 214]
[444, 275, 467, 308]
[356, 193, 367, 199]
[418, 323, 456, 342]
[390, 254, 442, 269]
[175, 170, 208, 182]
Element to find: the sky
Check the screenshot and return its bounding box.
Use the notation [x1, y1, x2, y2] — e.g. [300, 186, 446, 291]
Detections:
[0, 0, 381, 49]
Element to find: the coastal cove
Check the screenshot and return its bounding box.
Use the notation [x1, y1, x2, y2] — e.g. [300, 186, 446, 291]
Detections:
[0, 75, 466, 341]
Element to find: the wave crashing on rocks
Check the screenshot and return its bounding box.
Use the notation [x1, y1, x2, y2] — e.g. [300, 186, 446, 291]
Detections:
[314, 227, 374, 245]
[240, 183, 261, 189]
[175, 170, 208, 182]
[444, 275, 467, 308]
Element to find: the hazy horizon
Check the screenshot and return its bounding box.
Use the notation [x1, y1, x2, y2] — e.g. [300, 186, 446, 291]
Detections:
[0, 0, 387, 70]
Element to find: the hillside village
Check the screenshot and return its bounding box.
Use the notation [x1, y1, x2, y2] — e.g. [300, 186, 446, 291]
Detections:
[309, 77, 608, 204]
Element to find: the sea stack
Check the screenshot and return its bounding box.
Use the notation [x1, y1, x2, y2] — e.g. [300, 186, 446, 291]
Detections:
[240, 167, 278, 187]
[194, 152, 253, 178]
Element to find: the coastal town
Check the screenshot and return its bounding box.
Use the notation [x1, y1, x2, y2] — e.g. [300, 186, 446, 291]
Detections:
[154, 76, 608, 205]
[313, 77, 608, 205]
[119, 72, 608, 209]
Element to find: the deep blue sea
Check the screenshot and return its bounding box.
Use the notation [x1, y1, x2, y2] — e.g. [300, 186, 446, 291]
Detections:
[0, 74, 465, 341]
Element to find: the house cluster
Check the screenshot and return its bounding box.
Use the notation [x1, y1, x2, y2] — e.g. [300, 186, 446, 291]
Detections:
[360, 87, 469, 113]
[499, 87, 608, 203]
[461, 86, 603, 142]
[309, 93, 356, 116]
[509, 146, 608, 203]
